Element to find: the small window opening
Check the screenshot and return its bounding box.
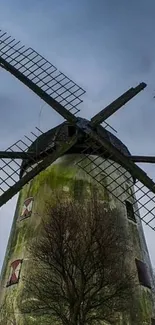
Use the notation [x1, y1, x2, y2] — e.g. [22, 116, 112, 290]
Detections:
[125, 200, 136, 222]
[19, 197, 33, 221]
[135, 259, 151, 289]
[68, 125, 76, 137]
[6, 259, 23, 287]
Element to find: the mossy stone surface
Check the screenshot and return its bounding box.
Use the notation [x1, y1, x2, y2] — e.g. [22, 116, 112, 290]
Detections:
[0, 154, 154, 324]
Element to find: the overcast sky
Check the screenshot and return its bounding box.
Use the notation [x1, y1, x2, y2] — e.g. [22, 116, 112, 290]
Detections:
[0, 0, 155, 270]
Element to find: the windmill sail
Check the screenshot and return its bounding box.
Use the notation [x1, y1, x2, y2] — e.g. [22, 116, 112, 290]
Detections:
[0, 128, 43, 204]
[0, 30, 85, 120]
[0, 127, 79, 207]
[90, 83, 146, 127]
[77, 149, 155, 230]
[76, 125, 155, 231]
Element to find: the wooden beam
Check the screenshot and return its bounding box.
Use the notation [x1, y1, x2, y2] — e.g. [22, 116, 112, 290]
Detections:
[90, 82, 146, 127]
[0, 151, 36, 159]
[129, 156, 155, 163]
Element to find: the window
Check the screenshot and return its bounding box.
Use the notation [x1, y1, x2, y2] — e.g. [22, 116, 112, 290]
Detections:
[125, 200, 136, 222]
[6, 259, 23, 287]
[68, 125, 76, 137]
[135, 259, 151, 289]
[19, 197, 33, 221]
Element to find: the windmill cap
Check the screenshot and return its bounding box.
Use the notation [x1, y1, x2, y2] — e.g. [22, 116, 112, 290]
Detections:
[20, 121, 131, 178]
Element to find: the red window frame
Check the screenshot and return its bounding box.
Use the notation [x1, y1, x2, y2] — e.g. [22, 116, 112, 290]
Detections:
[6, 259, 23, 287]
[19, 197, 34, 221]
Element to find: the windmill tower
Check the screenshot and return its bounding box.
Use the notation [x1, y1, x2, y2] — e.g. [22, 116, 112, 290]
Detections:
[0, 30, 155, 325]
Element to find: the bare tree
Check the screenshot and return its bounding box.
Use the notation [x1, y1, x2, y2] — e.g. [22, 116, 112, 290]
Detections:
[19, 193, 137, 325]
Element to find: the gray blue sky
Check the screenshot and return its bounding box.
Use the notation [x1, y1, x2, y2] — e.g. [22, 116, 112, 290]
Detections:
[1, 0, 155, 269]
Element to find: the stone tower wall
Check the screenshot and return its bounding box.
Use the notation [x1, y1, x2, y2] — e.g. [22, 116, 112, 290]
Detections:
[0, 154, 154, 324]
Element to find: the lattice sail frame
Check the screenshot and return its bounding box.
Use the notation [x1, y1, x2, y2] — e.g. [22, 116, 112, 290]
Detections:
[77, 141, 155, 231]
[0, 30, 116, 133]
[0, 127, 79, 208]
[0, 30, 85, 115]
[0, 128, 44, 195]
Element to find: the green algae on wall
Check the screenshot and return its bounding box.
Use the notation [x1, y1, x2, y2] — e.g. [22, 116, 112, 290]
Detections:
[0, 154, 154, 325]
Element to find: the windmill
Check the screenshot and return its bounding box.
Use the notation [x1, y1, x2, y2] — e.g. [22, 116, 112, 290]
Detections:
[0, 29, 155, 324]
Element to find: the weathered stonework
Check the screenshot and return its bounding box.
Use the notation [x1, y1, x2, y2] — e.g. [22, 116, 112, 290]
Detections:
[0, 154, 155, 325]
